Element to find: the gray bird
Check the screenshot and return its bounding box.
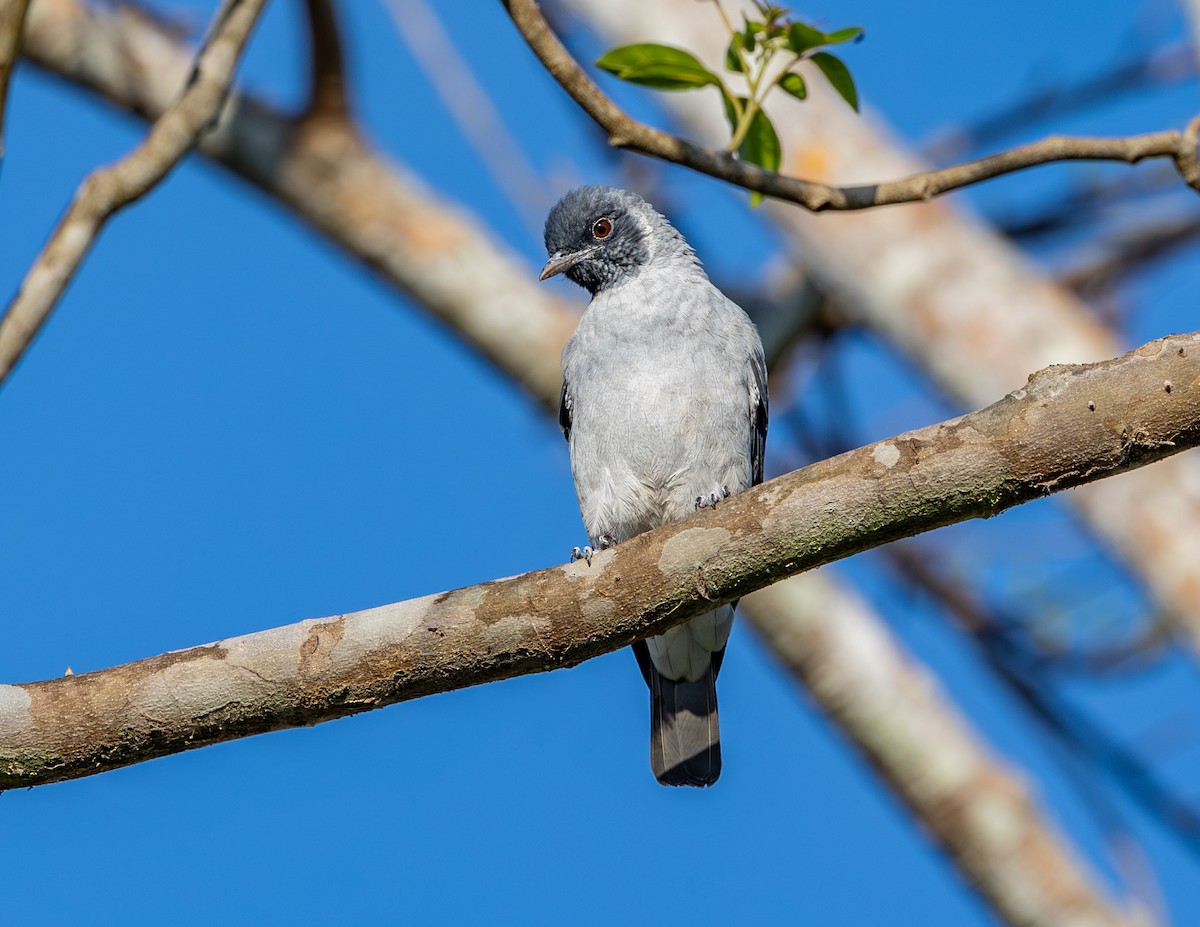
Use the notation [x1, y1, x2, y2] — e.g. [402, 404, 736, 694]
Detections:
[541, 186, 768, 787]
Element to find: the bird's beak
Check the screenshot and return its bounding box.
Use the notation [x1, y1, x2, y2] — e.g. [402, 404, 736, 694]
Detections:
[540, 246, 596, 281]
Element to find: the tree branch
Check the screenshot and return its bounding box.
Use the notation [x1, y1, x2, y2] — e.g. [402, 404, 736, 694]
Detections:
[301, 0, 348, 121]
[9, 12, 1179, 920]
[745, 576, 1151, 927]
[4, 330, 1199, 789]
[0, 0, 268, 387]
[18, 0, 576, 406]
[500, 0, 1200, 210]
[0, 0, 32, 161]
[922, 40, 1195, 163]
[566, 0, 1200, 655]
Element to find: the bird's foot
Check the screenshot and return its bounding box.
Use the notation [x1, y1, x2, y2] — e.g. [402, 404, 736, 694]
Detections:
[570, 534, 616, 567]
[695, 486, 732, 510]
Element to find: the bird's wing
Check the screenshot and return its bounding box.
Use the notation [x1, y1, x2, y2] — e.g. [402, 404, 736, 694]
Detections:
[751, 345, 768, 487]
[559, 379, 572, 443]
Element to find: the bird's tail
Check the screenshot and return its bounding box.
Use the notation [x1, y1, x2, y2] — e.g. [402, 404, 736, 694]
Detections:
[636, 644, 721, 787]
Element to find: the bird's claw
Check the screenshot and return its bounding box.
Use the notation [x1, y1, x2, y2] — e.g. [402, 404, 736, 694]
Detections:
[570, 534, 616, 567]
[695, 486, 732, 510]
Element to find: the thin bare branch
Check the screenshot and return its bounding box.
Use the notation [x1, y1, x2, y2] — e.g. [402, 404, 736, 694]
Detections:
[12, 13, 1183, 922]
[385, 0, 549, 233]
[744, 577, 1151, 927]
[0, 0, 269, 387]
[885, 544, 1200, 859]
[501, 0, 1200, 210]
[1062, 214, 1200, 293]
[0, 0, 32, 160]
[20, 0, 576, 410]
[1185, 0, 1200, 74]
[923, 40, 1195, 163]
[3, 330, 1200, 792]
[302, 0, 347, 121]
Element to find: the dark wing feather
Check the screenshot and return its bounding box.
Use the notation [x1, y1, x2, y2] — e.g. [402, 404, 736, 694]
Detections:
[751, 356, 768, 486]
[559, 380, 572, 442]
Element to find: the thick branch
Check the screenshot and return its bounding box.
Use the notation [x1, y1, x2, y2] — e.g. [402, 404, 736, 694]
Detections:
[567, 0, 1200, 654]
[4, 331, 1199, 790]
[0, 0, 32, 160]
[0, 0, 268, 386]
[8, 12, 1181, 920]
[501, 0, 1200, 209]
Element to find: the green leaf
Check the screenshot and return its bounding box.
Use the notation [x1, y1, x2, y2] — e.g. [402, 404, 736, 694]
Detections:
[742, 18, 762, 53]
[739, 109, 781, 175]
[725, 33, 746, 73]
[811, 51, 858, 111]
[596, 43, 719, 91]
[777, 71, 807, 101]
[824, 26, 864, 45]
[786, 21, 828, 54]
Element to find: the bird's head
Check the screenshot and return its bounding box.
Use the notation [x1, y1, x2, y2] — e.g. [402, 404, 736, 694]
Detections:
[541, 186, 683, 294]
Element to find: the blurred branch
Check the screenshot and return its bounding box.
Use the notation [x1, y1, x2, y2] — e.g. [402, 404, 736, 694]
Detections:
[995, 168, 1181, 241]
[744, 577, 1151, 927]
[302, 0, 347, 121]
[1062, 213, 1200, 294]
[923, 41, 1195, 162]
[888, 544, 1200, 858]
[11, 9, 1180, 922]
[501, 0, 1200, 210]
[4, 329, 1200, 793]
[1186, 1, 1200, 73]
[0, 0, 31, 161]
[384, 0, 549, 233]
[0, 0, 268, 388]
[565, 0, 1200, 657]
[19, 0, 577, 408]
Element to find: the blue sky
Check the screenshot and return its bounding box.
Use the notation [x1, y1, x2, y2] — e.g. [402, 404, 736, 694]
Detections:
[3, 1, 1200, 924]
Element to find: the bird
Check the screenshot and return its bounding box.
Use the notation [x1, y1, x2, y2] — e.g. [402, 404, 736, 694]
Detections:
[541, 186, 768, 787]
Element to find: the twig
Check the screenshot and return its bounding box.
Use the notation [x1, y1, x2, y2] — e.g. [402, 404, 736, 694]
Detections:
[302, 0, 347, 121]
[743, 577, 1151, 927]
[384, 0, 549, 234]
[20, 0, 575, 410]
[1186, 0, 1200, 75]
[923, 41, 1195, 162]
[0, 0, 268, 388]
[887, 544, 1200, 859]
[3, 329, 1200, 791]
[995, 168, 1181, 241]
[1062, 214, 1200, 293]
[501, 0, 1200, 210]
[0, 0, 32, 161]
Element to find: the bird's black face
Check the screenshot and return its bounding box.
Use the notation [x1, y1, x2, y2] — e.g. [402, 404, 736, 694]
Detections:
[541, 186, 651, 294]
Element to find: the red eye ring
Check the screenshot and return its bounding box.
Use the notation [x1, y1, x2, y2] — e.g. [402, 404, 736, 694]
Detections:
[592, 218, 613, 239]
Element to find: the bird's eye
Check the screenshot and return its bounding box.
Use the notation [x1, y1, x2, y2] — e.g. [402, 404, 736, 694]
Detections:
[592, 218, 613, 239]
